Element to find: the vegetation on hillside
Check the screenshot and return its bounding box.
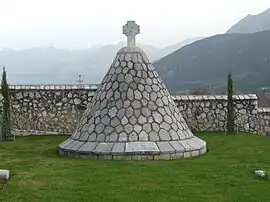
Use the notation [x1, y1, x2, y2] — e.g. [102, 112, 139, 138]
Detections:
[227, 8, 270, 34]
[154, 30, 270, 93]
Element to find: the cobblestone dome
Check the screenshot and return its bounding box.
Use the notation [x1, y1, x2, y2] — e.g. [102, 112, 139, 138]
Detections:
[58, 21, 207, 160]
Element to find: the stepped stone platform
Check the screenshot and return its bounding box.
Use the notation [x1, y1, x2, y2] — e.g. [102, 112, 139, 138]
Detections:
[58, 21, 207, 160]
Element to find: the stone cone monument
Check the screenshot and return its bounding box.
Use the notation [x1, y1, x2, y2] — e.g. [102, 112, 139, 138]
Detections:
[58, 21, 207, 160]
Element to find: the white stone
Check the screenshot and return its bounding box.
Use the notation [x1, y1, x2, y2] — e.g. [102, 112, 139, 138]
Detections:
[125, 142, 159, 154]
[131, 54, 138, 63]
[154, 154, 171, 160]
[111, 143, 125, 154]
[157, 142, 175, 153]
[125, 74, 132, 83]
[108, 107, 117, 118]
[237, 103, 243, 108]
[125, 54, 132, 61]
[127, 61, 133, 68]
[134, 125, 142, 133]
[129, 132, 138, 141]
[65, 140, 80, 150]
[121, 116, 128, 125]
[78, 142, 98, 152]
[159, 129, 171, 141]
[119, 132, 128, 142]
[185, 138, 202, 150]
[239, 109, 246, 115]
[94, 143, 114, 154]
[138, 115, 147, 125]
[201, 113, 206, 119]
[134, 90, 142, 100]
[59, 138, 73, 149]
[129, 116, 137, 125]
[139, 131, 148, 141]
[71, 141, 85, 151]
[124, 124, 133, 134]
[149, 131, 160, 141]
[74, 98, 81, 105]
[254, 170, 266, 177]
[217, 104, 223, 109]
[169, 141, 185, 153]
[184, 151, 193, 158]
[0, 169, 10, 181]
[244, 123, 249, 131]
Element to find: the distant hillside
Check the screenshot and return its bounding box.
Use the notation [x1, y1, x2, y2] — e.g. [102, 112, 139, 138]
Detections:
[0, 43, 160, 84]
[0, 38, 202, 84]
[154, 30, 270, 93]
[227, 8, 270, 34]
[44, 42, 161, 84]
[157, 37, 204, 59]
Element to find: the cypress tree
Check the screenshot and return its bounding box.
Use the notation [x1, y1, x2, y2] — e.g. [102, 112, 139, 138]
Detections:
[1, 66, 11, 141]
[227, 72, 234, 133]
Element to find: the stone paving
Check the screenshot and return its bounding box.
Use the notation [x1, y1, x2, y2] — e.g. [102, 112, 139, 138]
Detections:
[58, 21, 207, 160]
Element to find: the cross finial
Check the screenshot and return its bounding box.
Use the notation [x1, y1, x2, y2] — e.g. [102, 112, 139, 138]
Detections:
[123, 21, 140, 46]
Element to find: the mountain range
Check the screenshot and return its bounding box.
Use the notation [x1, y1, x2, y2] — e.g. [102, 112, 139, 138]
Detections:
[1, 7, 270, 93]
[227, 8, 270, 34]
[154, 8, 270, 93]
[0, 38, 201, 84]
[154, 30, 270, 93]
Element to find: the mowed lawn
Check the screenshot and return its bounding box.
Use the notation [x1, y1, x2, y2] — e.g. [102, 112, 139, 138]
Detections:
[1, 133, 270, 202]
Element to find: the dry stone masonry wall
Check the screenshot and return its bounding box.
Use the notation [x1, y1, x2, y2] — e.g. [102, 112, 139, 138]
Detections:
[173, 94, 258, 132]
[254, 108, 270, 135]
[6, 85, 270, 135]
[10, 85, 98, 134]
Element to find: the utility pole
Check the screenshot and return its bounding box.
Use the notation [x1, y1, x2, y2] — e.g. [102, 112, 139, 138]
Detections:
[76, 74, 84, 87]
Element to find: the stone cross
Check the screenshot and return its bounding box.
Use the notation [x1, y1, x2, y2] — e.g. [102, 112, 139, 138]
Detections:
[123, 21, 140, 46]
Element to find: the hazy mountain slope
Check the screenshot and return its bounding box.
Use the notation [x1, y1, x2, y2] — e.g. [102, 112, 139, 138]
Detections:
[154, 30, 270, 93]
[0, 38, 201, 84]
[158, 37, 204, 59]
[45, 42, 161, 84]
[0, 43, 160, 84]
[227, 8, 270, 34]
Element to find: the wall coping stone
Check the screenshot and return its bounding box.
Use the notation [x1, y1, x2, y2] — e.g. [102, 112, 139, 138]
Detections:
[12, 129, 69, 136]
[7, 84, 100, 90]
[258, 108, 270, 113]
[4, 85, 258, 101]
[171, 94, 258, 101]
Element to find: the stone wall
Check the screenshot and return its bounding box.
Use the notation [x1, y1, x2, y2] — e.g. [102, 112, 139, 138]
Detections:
[173, 94, 258, 132]
[10, 85, 98, 134]
[6, 85, 270, 135]
[253, 108, 270, 135]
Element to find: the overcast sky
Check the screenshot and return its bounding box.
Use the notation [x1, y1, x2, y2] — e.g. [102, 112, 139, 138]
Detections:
[0, 0, 270, 50]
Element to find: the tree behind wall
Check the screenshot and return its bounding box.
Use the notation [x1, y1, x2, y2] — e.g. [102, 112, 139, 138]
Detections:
[227, 72, 234, 133]
[0, 67, 12, 141]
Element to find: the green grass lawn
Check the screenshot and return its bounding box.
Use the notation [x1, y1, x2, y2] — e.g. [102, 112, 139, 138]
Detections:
[1, 133, 270, 202]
